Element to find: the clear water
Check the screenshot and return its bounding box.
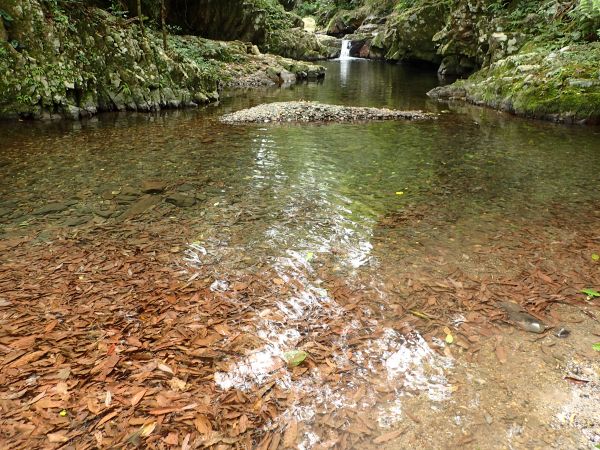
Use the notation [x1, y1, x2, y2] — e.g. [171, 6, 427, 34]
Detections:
[2, 58, 600, 446]
[2, 60, 598, 250]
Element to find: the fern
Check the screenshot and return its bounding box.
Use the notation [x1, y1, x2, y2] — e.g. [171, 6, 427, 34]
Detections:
[570, 0, 600, 40]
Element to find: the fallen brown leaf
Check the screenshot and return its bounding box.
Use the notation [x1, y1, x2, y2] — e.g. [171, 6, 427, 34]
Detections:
[373, 427, 406, 444]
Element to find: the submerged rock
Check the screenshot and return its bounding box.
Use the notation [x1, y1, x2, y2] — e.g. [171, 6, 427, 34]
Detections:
[220, 101, 434, 124]
[32, 202, 72, 215]
[141, 181, 167, 194]
[165, 194, 196, 208]
[117, 195, 161, 221]
[64, 215, 91, 227]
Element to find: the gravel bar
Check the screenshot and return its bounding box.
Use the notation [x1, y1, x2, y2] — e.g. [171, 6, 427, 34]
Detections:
[220, 101, 435, 124]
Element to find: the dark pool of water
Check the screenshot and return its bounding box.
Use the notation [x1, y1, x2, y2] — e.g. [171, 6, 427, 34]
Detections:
[1, 60, 599, 268]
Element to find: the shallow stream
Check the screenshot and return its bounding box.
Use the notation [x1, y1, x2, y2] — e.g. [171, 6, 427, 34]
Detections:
[1, 60, 600, 449]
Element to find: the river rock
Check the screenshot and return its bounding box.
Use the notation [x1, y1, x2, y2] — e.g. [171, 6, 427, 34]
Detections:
[121, 187, 142, 196]
[32, 202, 71, 215]
[141, 181, 167, 194]
[220, 101, 434, 124]
[165, 194, 196, 208]
[101, 190, 116, 200]
[94, 207, 115, 219]
[64, 215, 91, 227]
[115, 194, 139, 204]
[176, 183, 195, 192]
[117, 195, 161, 221]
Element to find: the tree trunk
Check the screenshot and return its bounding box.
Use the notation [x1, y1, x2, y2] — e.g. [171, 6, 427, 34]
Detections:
[137, 0, 145, 38]
[161, 0, 168, 51]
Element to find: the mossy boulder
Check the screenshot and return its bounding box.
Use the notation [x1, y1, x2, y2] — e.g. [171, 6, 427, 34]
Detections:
[263, 27, 331, 60]
[326, 8, 368, 36]
[429, 42, 600, 124]
[374, 1, 450, 64]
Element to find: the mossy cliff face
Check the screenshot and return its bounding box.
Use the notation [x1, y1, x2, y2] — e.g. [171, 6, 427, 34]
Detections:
[324, 0, 529, 71]
[0, 0, 219, 119]
[166, 0, 301, 43]
[373, 1, 450, 64]
[165, 0, 330, 60]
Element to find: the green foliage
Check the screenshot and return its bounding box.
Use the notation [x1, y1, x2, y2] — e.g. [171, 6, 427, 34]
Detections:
[582, 288, 600, 297]
[283, 350, 308, 366]
[483, 0, 600, 44]
[42, 0, 76, 26]
[107, 0, 128, 18]
[295, 0, 330, 17]
[569, 0, 600, 40]
[0, 8, 13, 22]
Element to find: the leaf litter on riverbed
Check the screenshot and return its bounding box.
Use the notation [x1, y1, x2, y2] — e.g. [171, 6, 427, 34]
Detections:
[1, 201, 600, 448]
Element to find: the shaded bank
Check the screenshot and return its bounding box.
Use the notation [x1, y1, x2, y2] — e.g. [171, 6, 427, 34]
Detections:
[0, 0, 325, 120]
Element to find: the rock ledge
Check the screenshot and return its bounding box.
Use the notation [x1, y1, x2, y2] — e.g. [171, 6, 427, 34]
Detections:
[220, 101, 434, 124]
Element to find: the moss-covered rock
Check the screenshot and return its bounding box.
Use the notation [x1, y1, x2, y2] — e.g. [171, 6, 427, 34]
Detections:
[166, 0, 327, 60]
[166, 0, 302, 44]
[0, 0, 220, 119]
[428, 42, 600, 124]
[326, 8, 368, 36]
[263, 27, 331, 60]
[0, 0, 326, 119]
[374, 1, 450, 64]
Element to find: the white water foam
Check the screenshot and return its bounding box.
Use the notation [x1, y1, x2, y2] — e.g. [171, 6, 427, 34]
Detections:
[339, 39, 352, 60]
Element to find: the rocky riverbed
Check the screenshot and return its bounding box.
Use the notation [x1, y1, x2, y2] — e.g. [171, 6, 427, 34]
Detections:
[220, 101, 434, 123]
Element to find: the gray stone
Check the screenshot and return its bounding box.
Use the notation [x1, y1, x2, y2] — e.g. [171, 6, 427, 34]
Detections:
[568, 78, 597, 88]
[176, 183, 195, 192]
[141, 180, 167, 194]
[94, 208, 114, 219]
[64, 216, 91, 227]
[279, 70, 297, 84]
[117, 195, 161, 221]
[165, 193, 196, 208]
[32, 202, 71, 215]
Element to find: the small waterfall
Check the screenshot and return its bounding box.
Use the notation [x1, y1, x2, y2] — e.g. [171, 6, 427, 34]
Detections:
[339, 40, 352, 60]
